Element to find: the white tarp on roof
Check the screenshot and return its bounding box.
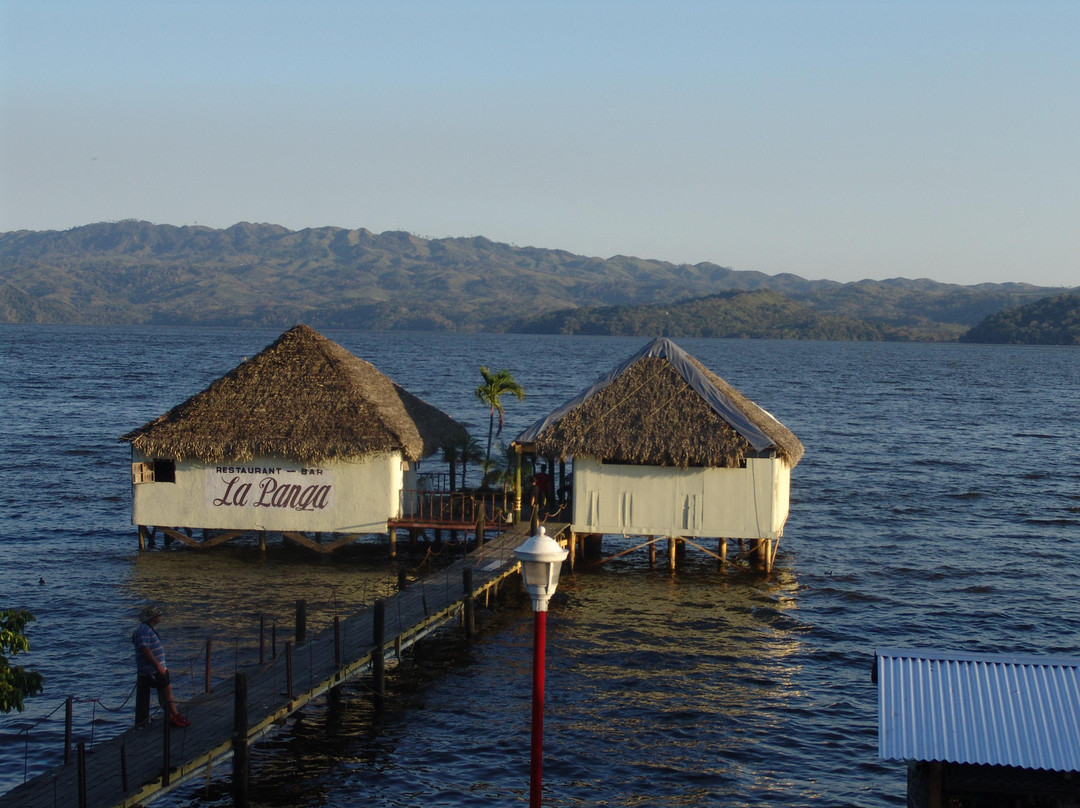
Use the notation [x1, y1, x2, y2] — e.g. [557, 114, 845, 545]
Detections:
[877, 647, 1080, 772]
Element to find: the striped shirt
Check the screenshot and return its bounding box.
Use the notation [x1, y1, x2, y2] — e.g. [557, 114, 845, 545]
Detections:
[133, 622, 166, 676]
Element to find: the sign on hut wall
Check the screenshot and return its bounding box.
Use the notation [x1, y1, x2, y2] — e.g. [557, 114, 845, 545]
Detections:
[206, 465, 334, 513]
[130, 451, 402, 534]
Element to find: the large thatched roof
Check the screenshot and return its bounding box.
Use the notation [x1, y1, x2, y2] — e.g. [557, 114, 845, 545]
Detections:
[515, 337, 804, 469]
[120, 324, 467, 464]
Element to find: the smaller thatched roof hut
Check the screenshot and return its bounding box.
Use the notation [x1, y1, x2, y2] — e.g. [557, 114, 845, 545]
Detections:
[121, 324, 466, 463]
[515, 338, 802, 565]
[516, 336, 803, 469]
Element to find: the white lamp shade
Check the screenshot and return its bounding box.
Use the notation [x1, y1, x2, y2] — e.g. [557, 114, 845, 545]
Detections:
[514, 526, 568, 611]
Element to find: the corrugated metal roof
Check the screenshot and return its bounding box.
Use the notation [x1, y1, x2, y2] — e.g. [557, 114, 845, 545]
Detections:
[877, 647, 1080, 772]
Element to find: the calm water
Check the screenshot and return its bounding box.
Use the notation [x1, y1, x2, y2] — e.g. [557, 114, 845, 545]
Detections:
[1, 326, 1079, 806]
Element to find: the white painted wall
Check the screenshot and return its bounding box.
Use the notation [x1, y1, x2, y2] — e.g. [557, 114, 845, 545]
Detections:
[130, 450, 406, 534]
[571, 455, 790, 539]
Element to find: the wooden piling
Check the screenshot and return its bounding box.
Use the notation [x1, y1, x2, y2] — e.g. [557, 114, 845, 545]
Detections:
[568, 531, 576, 569]
[285, 641, 294, 700]
[719, 538, 728, 566]
[77, 742, 87, 808]
[205, 638, 213, 693]
[333, 616, 341, 669]
[64, 696, 73, 764]
[648, 539, 657, 568]
[668, 536, 676, 571]
[463, 568, 475, 640]
[295, 600, 307, 645]
[373, 600, 386, 713]
[136, 676, 150, 726]
[388, 526, 397, 558]
[162, 715, 171, 786]
[232, 672, 249, 808]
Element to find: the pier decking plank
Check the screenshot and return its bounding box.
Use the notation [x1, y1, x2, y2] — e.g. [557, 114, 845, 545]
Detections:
[0, 524, 566, 808]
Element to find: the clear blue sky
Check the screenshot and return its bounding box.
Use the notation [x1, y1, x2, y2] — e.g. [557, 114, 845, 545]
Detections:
[2, 1, 1077, 287]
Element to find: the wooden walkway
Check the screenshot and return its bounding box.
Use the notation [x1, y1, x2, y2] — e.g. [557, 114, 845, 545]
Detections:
[0, 523, 568, 808]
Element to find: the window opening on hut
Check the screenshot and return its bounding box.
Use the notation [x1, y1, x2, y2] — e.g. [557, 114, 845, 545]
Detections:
[152, 459, 176, 483]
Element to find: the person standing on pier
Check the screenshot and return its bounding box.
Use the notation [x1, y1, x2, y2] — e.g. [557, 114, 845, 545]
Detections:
[133, 606, 190, 727]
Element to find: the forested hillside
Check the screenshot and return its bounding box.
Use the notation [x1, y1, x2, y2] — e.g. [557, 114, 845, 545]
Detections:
[507, 290, 894, 340]
[961, 292, 1080, 345]
[0, 220, 1068, 338]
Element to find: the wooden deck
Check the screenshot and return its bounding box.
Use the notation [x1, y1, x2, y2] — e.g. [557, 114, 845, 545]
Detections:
[0, 523, 568, 808]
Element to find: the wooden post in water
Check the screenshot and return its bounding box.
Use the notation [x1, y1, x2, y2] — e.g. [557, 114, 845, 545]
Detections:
[568, 531, 576, 569]
[136, 675, 150, 726]
[333, 615, 341, 669]
[77, 742, 87, 808]
[719, 538, 728, 566]
[138, 525, 148, 551]
[285, 641, 294, 700]
[648, 538, 657, 568]
[258, 530, 266, 552]
[373, 600, 386, 713]
[205, 638, 213, 693]
[387, 526, 397, 558]
[232, 672, 249, 808]
[295, 600, 307, 645]
[162, 714, 171, 786]
[463, 568, 475, 640]
[64, 696, 73, 764]
[668, 536, 677, 572]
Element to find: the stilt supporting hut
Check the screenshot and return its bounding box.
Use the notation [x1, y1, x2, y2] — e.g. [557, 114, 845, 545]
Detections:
[513, 337, 804, 572]
[120, 324, 468, 553]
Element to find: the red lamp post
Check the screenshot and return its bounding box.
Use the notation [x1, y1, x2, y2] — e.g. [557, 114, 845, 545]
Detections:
[515, 526, 568, 808]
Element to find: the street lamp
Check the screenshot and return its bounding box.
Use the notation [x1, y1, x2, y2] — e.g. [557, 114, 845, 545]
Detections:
[515, 526, 568, 808]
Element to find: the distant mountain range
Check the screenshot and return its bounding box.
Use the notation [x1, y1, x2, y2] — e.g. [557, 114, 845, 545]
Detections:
[1, 220, 1073, 340]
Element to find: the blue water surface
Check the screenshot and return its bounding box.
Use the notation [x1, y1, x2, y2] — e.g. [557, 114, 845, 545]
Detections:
[1, 326, 1078, 806]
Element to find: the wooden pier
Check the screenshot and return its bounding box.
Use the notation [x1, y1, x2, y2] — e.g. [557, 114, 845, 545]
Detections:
[0, 523, 568, 808]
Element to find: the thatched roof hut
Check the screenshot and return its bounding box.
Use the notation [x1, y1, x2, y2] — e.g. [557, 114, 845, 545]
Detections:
[121, 324, 466, 464]
[516, 337, 803, 469]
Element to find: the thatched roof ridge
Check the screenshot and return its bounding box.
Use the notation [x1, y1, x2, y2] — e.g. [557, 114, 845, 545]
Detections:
[120, 324, 466, 463]
[515, 337, 804, 469]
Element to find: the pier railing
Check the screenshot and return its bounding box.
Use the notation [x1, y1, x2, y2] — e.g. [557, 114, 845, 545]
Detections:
[396, 488, 512, 528]
[0, 524, 568, 808]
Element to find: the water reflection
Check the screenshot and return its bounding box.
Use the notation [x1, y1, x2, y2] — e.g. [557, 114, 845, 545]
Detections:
[124, 545, 403, 700]
[156, 547, 817, 808]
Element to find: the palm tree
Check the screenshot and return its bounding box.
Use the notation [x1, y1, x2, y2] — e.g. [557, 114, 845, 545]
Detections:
[458, 436, 483, 490]
[474, 366, 525, 470]
[441, 441, 461, 492]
